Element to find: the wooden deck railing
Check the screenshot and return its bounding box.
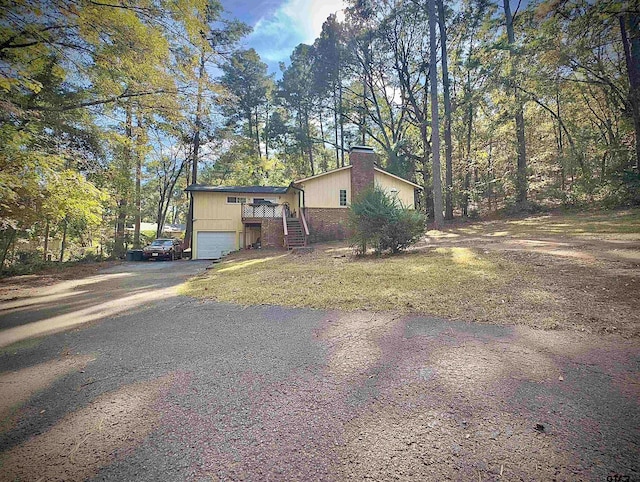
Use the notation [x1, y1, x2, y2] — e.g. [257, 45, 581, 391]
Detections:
[300, 208, 310, 236]
[242, 203, 283, 219]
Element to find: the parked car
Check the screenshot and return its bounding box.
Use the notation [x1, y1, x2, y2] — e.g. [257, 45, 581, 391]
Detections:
[142, 238, 183, 261]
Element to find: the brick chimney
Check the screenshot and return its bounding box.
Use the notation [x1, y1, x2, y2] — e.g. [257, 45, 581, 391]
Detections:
[350, 145, 376, 200]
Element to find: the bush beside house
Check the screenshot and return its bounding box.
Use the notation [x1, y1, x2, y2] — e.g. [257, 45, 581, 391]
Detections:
[349, 187, 426, 254]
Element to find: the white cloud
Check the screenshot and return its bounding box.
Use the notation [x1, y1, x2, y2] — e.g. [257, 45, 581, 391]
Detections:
[248, 0, 346, 63]
[279, 0, 346, 43]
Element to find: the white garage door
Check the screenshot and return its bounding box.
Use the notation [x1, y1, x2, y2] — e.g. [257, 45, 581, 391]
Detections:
[196, 231, 236, 259]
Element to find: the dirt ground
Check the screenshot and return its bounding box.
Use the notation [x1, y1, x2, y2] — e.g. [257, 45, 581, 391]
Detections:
[413, 211, 640, 337]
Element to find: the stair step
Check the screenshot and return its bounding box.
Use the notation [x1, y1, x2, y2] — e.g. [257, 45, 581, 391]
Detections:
[285, 217, 306, 250]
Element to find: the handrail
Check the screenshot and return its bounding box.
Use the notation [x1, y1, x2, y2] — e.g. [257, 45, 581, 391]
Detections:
[241, 202, 282, 219]
[300, 208, 310, 236]
[282, 207, 288, 236]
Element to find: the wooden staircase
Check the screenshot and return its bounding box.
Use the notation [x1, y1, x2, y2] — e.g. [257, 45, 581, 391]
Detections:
[285, 217, 306, 249]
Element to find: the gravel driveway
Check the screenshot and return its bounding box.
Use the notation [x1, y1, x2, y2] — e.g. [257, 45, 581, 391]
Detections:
[0, 261, 638, 481]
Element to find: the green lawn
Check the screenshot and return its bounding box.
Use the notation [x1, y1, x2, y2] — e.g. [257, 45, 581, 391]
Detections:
[181, 246, 559, 327]
[182, 209, 640, 335]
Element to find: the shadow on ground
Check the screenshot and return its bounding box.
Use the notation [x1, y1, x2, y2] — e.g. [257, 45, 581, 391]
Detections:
[0, 260, 210, 348]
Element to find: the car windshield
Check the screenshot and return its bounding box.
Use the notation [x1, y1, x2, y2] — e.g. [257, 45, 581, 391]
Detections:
[151, 240, 173, 246]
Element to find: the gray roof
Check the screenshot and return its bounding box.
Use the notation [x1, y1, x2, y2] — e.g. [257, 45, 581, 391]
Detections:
[185, 185, 290, 194]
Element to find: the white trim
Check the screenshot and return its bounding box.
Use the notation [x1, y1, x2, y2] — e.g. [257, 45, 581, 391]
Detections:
[294, 165, 352, 183]
[374, 167, 423, 189]
[226, 196, 247, 204]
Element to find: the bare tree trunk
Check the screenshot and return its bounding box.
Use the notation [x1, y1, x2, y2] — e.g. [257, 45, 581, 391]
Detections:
[59, 216, 68, 263]
[620, 13, 640, 173]
[487, 138, 494, 211]
[421, 133, 433, 219]
[185, 51, 206, 251]
[361, 59, 368, 145]
[463, 89, 473, 217]
[114, 104, 133, 258]
[504, 0, 528, 204]
[334, 83, 340, 168]
[319, 107, 326, 149]
[0, 227, 16, 271]
[339, 82, 345, 166]
[264, 99, 270, 160]
[134, 115, 143, 249]
[255, 107, 262, 159]
[437, 0, 454, 221]
[43, 218, 49, 261]
[429, 0, 444, 229]
[156, 196, 164, 239]
[305, 110, 315, 175]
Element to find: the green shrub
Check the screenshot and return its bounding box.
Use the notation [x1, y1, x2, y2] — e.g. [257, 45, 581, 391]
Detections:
[379, 208, 426, 253]
[349, 187, 426, 254]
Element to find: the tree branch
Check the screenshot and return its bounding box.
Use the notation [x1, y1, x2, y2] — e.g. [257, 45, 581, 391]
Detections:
[30, 89, 177, 112]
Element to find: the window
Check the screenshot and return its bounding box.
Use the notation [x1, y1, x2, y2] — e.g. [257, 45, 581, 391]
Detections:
[227, 196, 247, 204]
[339, 189, 347, 206]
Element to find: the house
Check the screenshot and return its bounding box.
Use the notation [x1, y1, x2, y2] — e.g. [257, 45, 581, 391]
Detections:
[185, 146, 422, 259]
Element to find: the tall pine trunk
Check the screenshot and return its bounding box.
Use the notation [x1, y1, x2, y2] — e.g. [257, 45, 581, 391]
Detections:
[504, 0, 528, 204]
[334, 82, 340, 169]
[437, 0, 454, 220]
[114, 103, 133, 258]
[59, 216, 68, 263]
[339, 81, 345, 166]
[620, 13, 640, 173]
[463, 94, 473, 217]
[305, 109, 314, 175]
[254, 107, 261, 159]
[43, 219, 50, 261]
[421, 124, 433, 219]
[185, 51, 205, 251]
[265, 99, 270, 160]
[134, 114, 143, 249]
[429, 0, 444, 229]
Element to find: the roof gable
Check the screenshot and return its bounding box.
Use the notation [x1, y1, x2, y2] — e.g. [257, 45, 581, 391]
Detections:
[294, 165, 352, 184]
[374, 168, 422, 189]
[293, 165, 422, 189]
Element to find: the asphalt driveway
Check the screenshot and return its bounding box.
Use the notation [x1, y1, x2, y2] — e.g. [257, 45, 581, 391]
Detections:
[0, 259, 211, 347]
[0, 262, 638, 481]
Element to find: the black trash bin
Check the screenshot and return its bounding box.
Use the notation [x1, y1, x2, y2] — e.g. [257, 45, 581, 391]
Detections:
[131, 249, 144, 261]
[126, 250, 134, 261]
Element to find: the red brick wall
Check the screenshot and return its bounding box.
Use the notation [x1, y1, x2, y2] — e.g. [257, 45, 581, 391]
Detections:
[350, 146, 376, 200]
[261, 218, 285, 248]
[305, 208, 351, 242]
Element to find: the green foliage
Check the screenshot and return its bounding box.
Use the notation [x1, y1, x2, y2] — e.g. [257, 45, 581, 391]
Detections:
[349, 187, 426, 255]
[0, 253, 54, 278]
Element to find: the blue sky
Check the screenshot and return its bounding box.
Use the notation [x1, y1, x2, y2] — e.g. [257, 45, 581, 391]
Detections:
[221, 0, 346, 74]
